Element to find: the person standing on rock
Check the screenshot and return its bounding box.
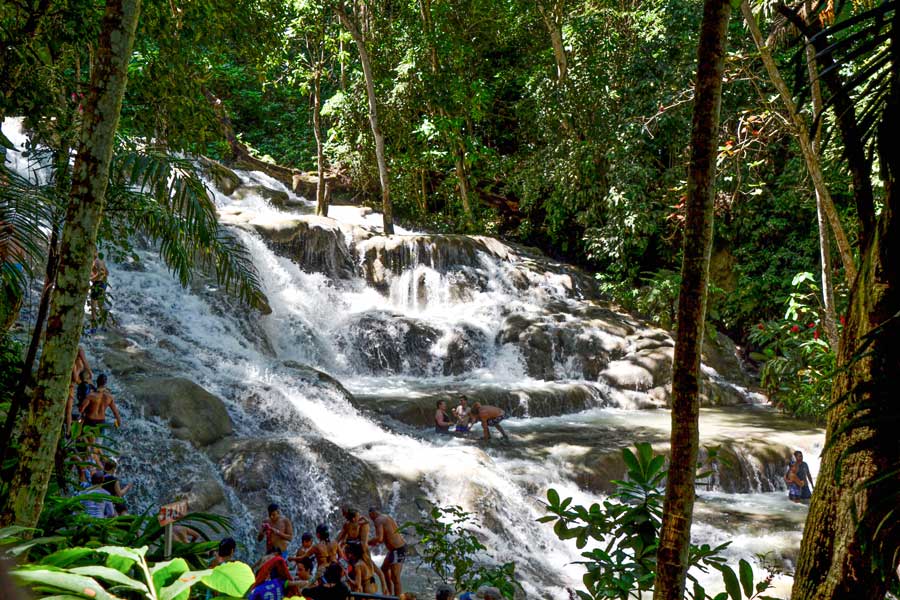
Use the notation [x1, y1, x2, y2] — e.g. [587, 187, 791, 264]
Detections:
[337, 507, 385, 592]
[454, 396, 472, 433]
[258, 503, 293, 558]
[65, 346, 92, 434]
[435, 400, 452, 434]
[469, 403, 509, 442]
[79, 373, 120, 462]
[89, 251, 109, 329]
[367, 507, 407, 596]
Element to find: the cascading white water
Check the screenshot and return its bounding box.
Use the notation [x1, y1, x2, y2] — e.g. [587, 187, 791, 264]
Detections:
[3, 117, 824, 598]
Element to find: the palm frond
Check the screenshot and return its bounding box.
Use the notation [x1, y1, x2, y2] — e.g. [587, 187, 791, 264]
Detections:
[0, 161, 60, 294]
[104, 142, 268, 311]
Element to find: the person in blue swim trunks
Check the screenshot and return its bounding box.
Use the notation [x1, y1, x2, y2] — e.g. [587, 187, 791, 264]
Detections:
[469, 403, 509, 441]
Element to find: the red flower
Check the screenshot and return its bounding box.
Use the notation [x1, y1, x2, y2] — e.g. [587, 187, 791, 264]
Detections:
[757, 323, 765, 330]
[791, 325, 800, 333]
[808, 322, 816, 328]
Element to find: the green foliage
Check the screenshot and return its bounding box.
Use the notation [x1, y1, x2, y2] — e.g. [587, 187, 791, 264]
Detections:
[540, 443, 777, 600]
[403, 504, 522, 599]
[2, 532, 255, 600]
[747, 272, 839, 420]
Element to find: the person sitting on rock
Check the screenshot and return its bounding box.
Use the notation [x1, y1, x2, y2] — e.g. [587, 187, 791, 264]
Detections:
[257, 503, 293, 558]
[435, 400, 452, 434]
[469, 403, 509, 441]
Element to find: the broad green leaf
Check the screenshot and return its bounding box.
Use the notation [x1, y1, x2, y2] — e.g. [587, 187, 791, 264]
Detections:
[11, 568, 116, 600]
[721, 565, 741, 600]
[738, 559, 754, 597]
[97, 546, 147, 562]
[8, 536, 67, 556]
[40, 548, 96, 568]
[201, 561, 255, 596]
[622, 448, 640, 474]
[160, 568, 213, 600]
[69, 565, 149, 593]
[547, 488, 560, 506]
[106, 553, 136, 574]
[151, 557, 189, 594]
[0, 525, 34, 541]
[693, 580, 706, 600]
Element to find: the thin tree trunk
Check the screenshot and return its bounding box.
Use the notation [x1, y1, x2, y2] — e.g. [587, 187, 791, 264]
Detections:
[805, 31, 839, 349]
[653, 0, 730, 597]
[537, 0, 568, 84]
[339, 39, 348, 92]
[335, 3, 394, 235]
[777, 6, 877, 255]
[454, 146, 472, 222]
[0, 0, 140, 529]
[793, 11, 900, 598]
[741, 0, 857, 284]
[312, 68, 327, 217]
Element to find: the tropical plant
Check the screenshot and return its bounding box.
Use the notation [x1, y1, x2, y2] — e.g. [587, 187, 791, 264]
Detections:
[747, 272, 840, 419]
[2, 532, 255, 600]
[403, 504, 522, 599]
[540, 443, 776, 600]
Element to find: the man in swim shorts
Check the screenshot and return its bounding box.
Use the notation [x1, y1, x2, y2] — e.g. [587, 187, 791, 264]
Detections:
[368, 507, 407, 596]
[469, 403, 509, 441]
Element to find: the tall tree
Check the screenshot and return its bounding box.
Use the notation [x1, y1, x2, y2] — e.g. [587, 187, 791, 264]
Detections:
[792, 1, 899, 597]
[0, 0, 141, 528]
[652, 0, 731, 596]
[335, 1, 394, 234]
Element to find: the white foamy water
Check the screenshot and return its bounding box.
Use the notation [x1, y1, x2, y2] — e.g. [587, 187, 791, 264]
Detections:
[3, 116, 825, 598]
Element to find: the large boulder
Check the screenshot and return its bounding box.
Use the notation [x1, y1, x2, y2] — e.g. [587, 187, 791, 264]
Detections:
[129, 377, 233, 446]
[199, 157, 241, 196]
[336, 313, 442, 375]
[252, 216, 358, 279]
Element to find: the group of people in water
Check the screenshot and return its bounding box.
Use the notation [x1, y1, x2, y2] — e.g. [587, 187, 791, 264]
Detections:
[248, 503, 410, 599]
[434, 395, 509, 441]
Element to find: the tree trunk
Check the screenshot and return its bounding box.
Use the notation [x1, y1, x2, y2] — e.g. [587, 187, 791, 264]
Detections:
[313, 68, 327, 217]
[805, 32, 839, 350]
[792, 11, 900, 598]
[652, 0, 730, 597]
[0, 0, 140, 529]
[740, 0, 857, 285]
[454, 146, 472, 223]
[335, 3, 394, 235]
[537, 1, 568, 84]
[777, 6, 877, 254]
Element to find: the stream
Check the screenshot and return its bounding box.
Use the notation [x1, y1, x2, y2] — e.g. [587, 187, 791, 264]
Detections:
[3, 118, 823, 598]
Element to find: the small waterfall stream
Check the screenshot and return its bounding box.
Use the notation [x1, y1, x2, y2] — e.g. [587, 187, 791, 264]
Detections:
[3, 118, 823, 598]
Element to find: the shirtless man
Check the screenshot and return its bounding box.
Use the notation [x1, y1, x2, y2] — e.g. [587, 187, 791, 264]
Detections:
[79, 374, 121, 428]
[469, 403, 509, 441]
[65, 346, 92, 433]
[337, 507, 385, 592]
[368, 507, 407, 596]
[257, 503, 293, 557]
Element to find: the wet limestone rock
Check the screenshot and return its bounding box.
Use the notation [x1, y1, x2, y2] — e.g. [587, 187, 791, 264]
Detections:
[249, 215, 358, 279]
[130, 377, 234, 446]
[337, 313, 441, 375]
[233, 183, 291, 207]
[199, 157, 241, 196]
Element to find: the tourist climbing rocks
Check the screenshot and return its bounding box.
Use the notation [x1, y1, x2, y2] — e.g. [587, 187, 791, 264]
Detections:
[337, 507, 385, 592]
[368, 507, 407, 596]
[79, 373, 121, 428]
[66, 346, 92, 434]
[469, 403, 509, 441]
[258, 503, 294, 558]
[435, 399, 452, 434]
[77, 471, 117, 518]
[90, 251, 109, 328]
[209, 538, 237, 567]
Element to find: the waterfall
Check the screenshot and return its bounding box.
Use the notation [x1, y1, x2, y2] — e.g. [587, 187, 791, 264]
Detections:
[3, 117, 824, 598]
